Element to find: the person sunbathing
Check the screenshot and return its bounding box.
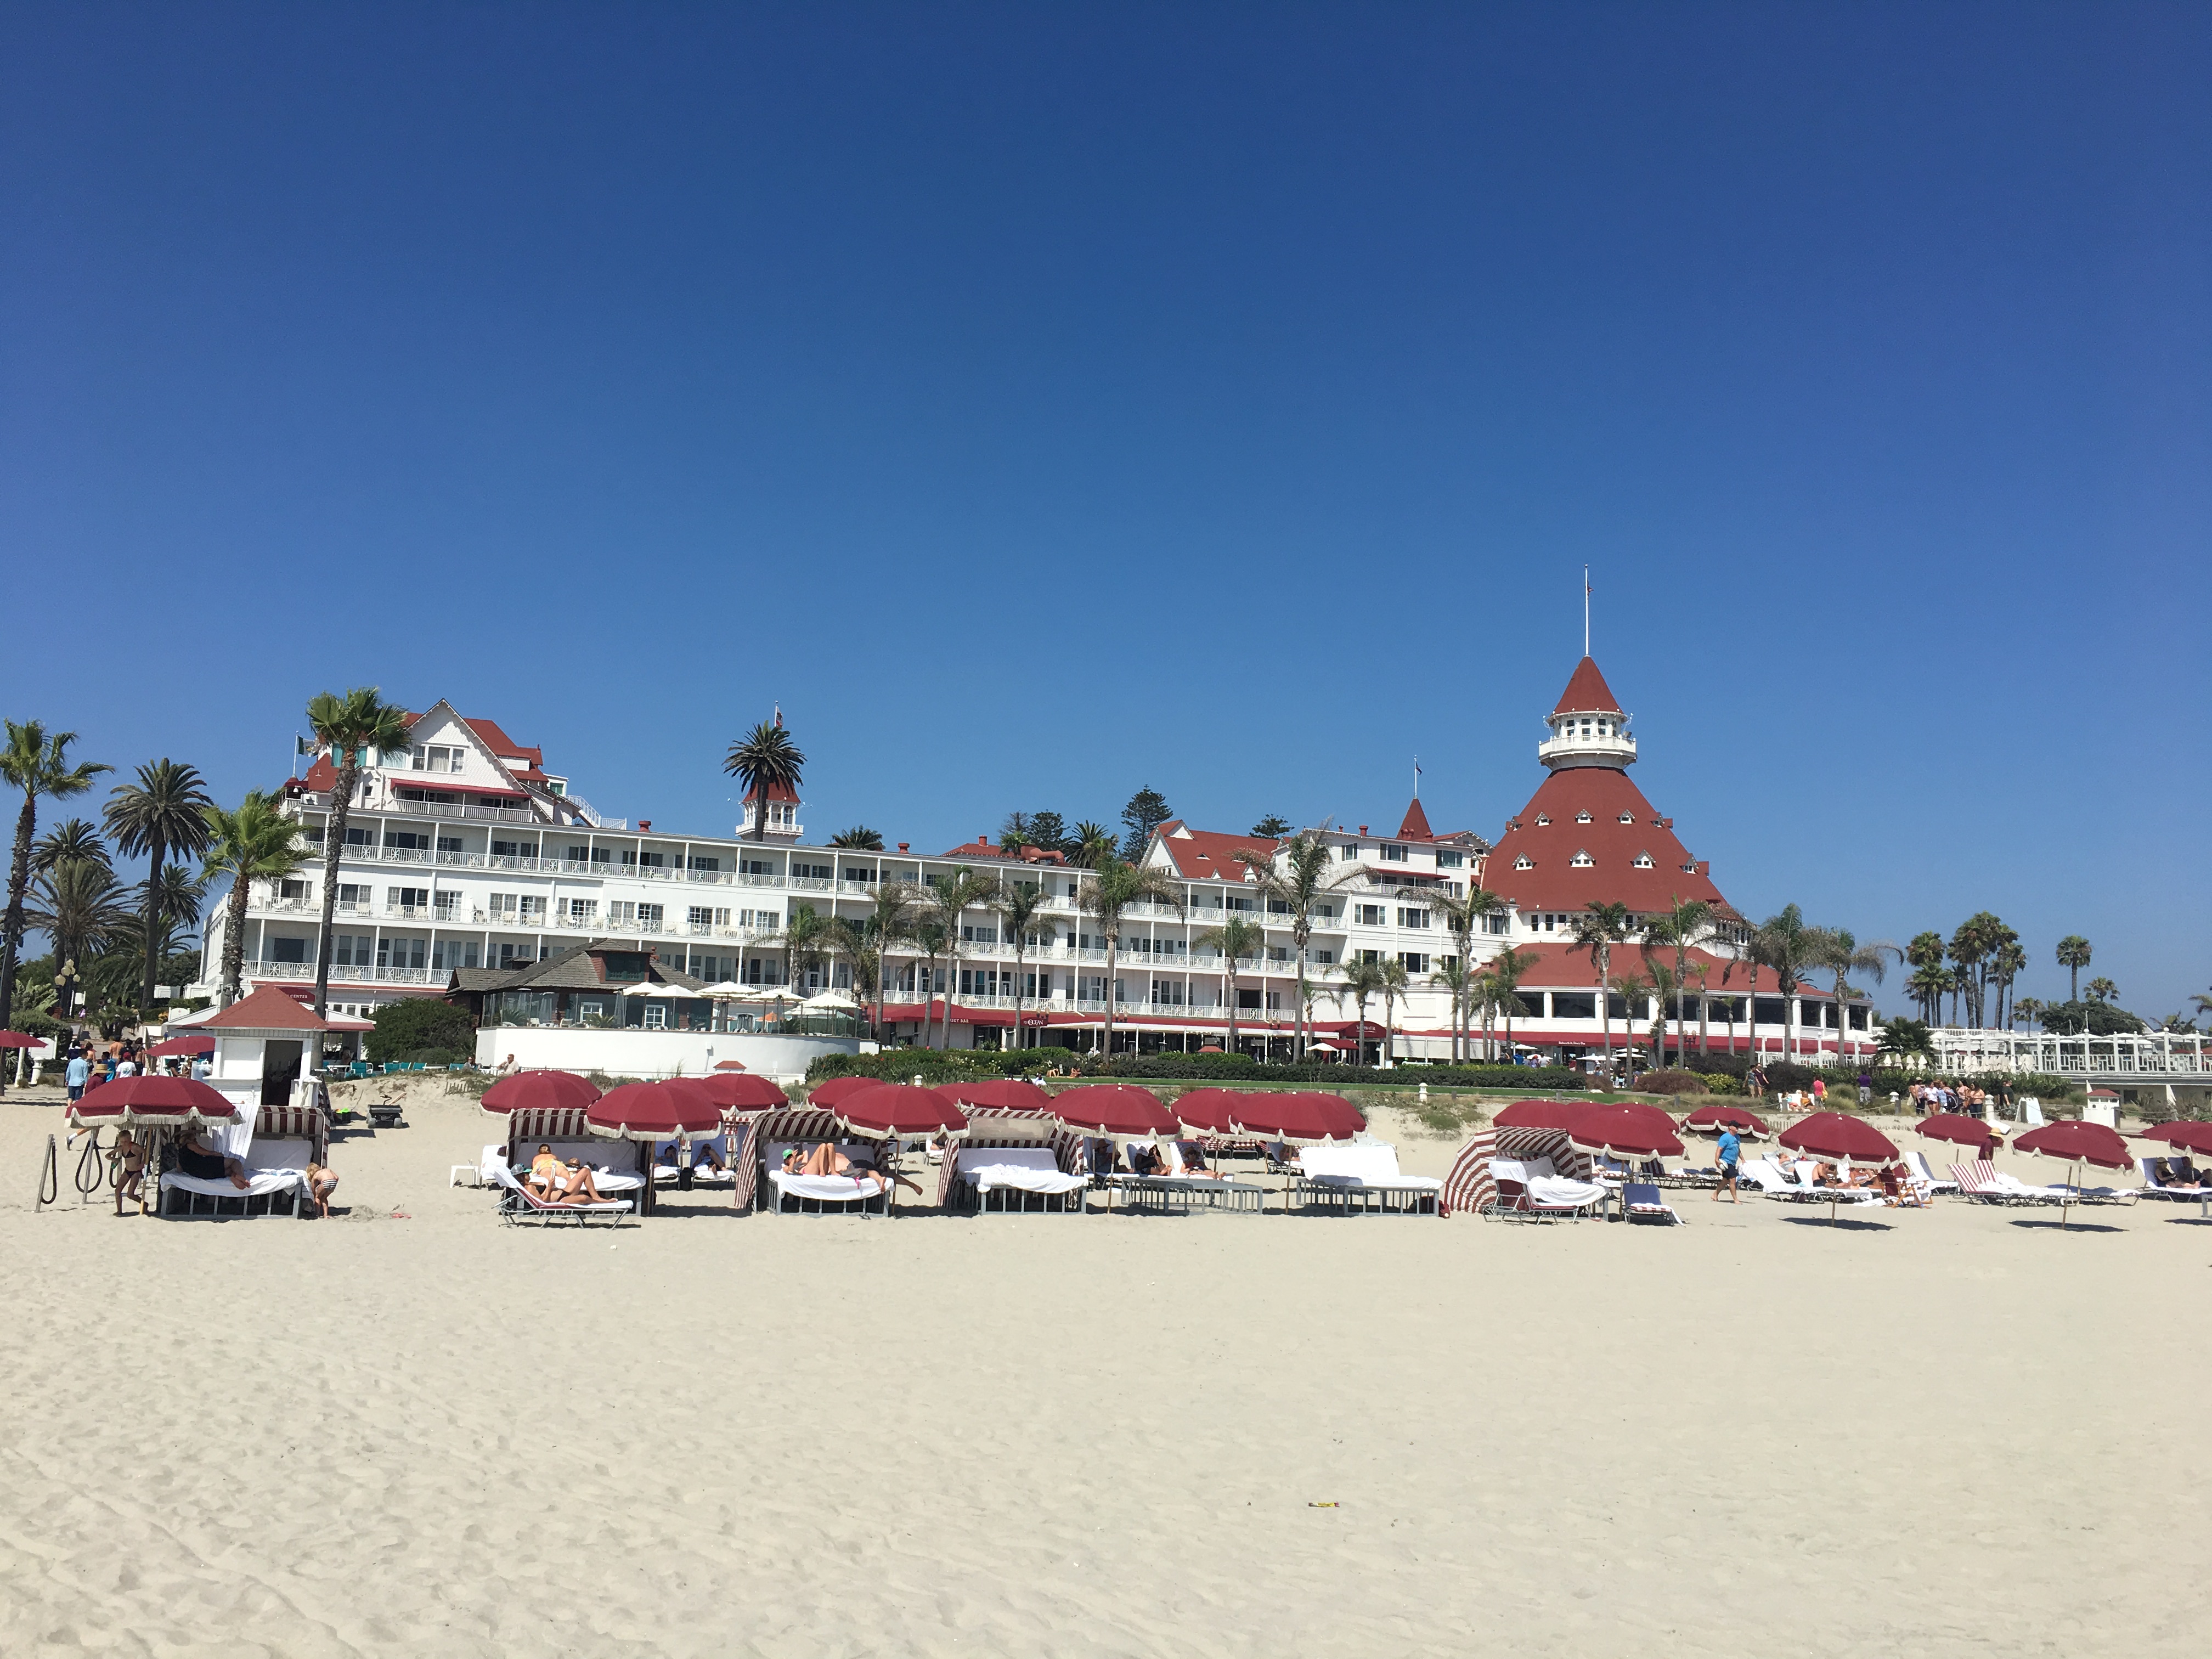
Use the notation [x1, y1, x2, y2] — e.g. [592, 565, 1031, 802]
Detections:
[799, 1142, 853, 1177]
[552, 1159, 610, 1204]
[1125, 1143, 1164, 1176]
[176, 1132, 251, 1190]
[527, 1144, 563, 1198]
[2155, 1159, 2200, 1189]
[1171, 1141, 1226, 1179]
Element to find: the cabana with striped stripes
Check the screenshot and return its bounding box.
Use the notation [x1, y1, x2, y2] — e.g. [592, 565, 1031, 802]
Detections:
[1439, 1127, 1593, 1218]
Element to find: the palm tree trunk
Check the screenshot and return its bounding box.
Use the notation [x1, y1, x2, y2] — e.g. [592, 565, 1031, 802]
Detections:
[0, 788, 37, 1035]
[1596, 946, 1611, 1087]
[312, 759, 357, 1018]
[140, 833, 166, 1014]
[222, 875, 251, 1006]
[1225, 961, 1238, 1056]
[1102, 934, 1118, 1060]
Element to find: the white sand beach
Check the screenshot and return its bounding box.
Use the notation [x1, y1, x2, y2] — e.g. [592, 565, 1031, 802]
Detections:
[2, 1084, 2202, 1658]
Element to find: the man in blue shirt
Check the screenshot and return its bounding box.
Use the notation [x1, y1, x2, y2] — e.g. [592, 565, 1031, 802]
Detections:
[1713, 1126, 1742, 1204]
[64, 1051, 91, 1103]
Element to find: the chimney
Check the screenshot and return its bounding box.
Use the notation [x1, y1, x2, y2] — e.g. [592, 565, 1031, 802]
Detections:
[979, 834, 988, 844]
[1358, 826, 1368, 836]
[639, 820, 651, 831]
[898, 842, 909, 853]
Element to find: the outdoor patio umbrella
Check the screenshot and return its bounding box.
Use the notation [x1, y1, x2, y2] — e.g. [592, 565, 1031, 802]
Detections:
[1776, 1111, 1903, 1224]
[1050, 1083, 1176, 1137]
[2014, 1119, 2136, 1228]
[1679, 1103, 1770, 1139]
[1914, 1111, 2001, 1159]
[66, 1075, 240, 1131]
[2132, 1120, 2212, 1157]
[694, 1072, 788, 1110]
[586, 1079, 723, 1138]
[1230, 1091, 1365, 1210]
[1564, 1104, 1684, 1161]
[938, 1078, 1053, 1113]
[481, 1069, 602, 1118]
[1493, 1099, 1590, 1132]
[1612, 1101, 1680, 1136]
[696, 981, 749, 997]
[1170, 1087, 1250, 1137]
[144, 1033, 217, 1058]
[798, 990, 860, 1012]
[809, 1074, 883, 1108]
[0, 1031, 41, 1049]
[833, 1084, 967, 1140]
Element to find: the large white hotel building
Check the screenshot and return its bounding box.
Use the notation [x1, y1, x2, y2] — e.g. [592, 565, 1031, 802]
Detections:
[198, 656, 1872, 1064]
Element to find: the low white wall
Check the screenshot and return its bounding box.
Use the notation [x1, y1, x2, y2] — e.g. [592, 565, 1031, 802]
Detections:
[474, 1026, 859, 1085]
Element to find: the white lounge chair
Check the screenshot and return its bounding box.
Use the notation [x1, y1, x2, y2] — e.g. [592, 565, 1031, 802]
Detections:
[1622, 1181, 1682, 1224]
[489, 1161, 632, 1226]
[160, 1137, 315, 1218]
[1904, 1150, 1957, 1195]
[955, 1145, 1087, 1213]
[1293, 1143, 1443, 1216]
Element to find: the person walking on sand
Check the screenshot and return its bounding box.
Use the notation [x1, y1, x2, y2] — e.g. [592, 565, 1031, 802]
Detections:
[1712, 1125, 1742, 1203]
[65, 1049, 91, 1104]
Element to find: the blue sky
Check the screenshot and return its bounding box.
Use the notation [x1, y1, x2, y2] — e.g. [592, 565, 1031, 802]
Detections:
[3, 4, 2207, 1017]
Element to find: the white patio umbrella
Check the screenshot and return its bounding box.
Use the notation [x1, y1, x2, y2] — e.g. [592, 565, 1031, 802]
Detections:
[799, 989, 860, 1013]
[696, 980, 748, 997]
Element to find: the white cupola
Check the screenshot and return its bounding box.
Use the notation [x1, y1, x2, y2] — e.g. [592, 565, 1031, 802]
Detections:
[1536, 656, 1638, 772]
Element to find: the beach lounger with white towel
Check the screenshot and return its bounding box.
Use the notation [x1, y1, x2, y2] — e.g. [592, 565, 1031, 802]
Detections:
[763, 1142, 893, 1215]
[1109, 1140, 1267, 1214]
[955, 1145, 1088, 1214]
[160, 1139, 315, 1217]
[1483, 1156, 1606, 1222]
[1621, 1181, 1683, 1224]
[1904, 1150, 1958, 1195]
[1951, 1161, 2064, 1205]
[489, 1161, 633, 1226]
[1292, 1143, 1442, 1215]
[2137, 1158, 2211, 1206]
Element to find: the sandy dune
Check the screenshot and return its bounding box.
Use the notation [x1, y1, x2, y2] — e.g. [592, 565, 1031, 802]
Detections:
[1, 1085, 2201, 1657]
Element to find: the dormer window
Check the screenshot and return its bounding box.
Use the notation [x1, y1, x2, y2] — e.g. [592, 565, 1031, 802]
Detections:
[1535, 814, 1550, 826]
[1570, 850, 1593, 868]
[1575, 811, 1592, 824]
[1681, 860, 1699, 873]
[1633, 853, 1654, 870]
[1513, 855, 1533, 871]
[1618, 811, 1634, 824]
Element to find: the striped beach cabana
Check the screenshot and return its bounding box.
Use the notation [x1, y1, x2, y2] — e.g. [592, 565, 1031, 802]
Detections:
[933, 1105, 1088, 1214]
[1438, 1127, 1595, 1218]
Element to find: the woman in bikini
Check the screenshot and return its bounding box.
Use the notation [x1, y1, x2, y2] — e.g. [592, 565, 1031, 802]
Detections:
[111, 1130, 147, 1214]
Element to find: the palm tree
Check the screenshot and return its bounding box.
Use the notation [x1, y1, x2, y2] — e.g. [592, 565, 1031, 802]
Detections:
[1069, 822, 1115, 868]
[911, 917, 950, 1045]
[1646, 960, 1681, 1068]
[863, 880, 922, 1039]
[1750, 905, 1816, 1064]
[201, 792, 310, 1006]
[2085, 976, 2119, 1006]
[1486, 945, 1535, 1064]
[1197, 913, 1265, 1056]
[1608, 970, 1654, 1086]
[1330, 955, 1387, 1065]
[103, 758, 216, 1014]
[1429, 958, 1472, 1062]
[1235, 831, 1359, 1059]
[989, 874, 1056, 1051]
[1567, 900, 1635, 1081]
[723, 719, 806, 841]
[1988, 938, 2027, 1030]
[2055, 935, 2092, 1003]
[1877, 1015, 1934, 1068]
[927, 867, 999, 1048]
[1076, 855, 1186, 1059]
[1377, 955, 1410, 1068]
[31, 819, 110, 872]
[1646, 896, 1714, 1070]
[1905, 964, 1950, 1025]
[123, 863, 208, 969]
[1421, 884, 1502, 1062]
[0, 722, 110, 1039]
[1808, 927, 1901, 1064]
[2011, 996, 2046, 1034]
[26, 861, 134, 988]
[2191, 988, 2212, 1025]
[823, 916, 875, 1027]
[304, 688, 413, 1017]
[828, 826, 883, 850]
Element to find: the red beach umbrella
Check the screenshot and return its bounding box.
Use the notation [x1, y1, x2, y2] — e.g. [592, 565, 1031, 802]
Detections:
[1913, 1112, 2001, 1156]
[0, 1030, 43, 1049]
[482, 1069, 603, 1116]
[1565, 1104, 1685, 1160]
[2132, 1121, 2212, 1157]
[2015, 1118, 2136, 1227]
[1680, 1103, 1770, 1139]
[809, 1074, 883, 1108]
[693, 1071, 788, 1110]
[1614, 1101, 1680, 1135]
[1493, 1099, 1590, 1132]
[143, 1033, 216, 1058]
[1170, 1087, 1249, 1136]
[1232, 1091, 1364, 1144]
[586, 1079, 723, 1141]
[1776, 1111, 1903, 1226]
[67, 1075, 240, 1131]
[938, 1078, 1053, 1113]
[833, 1083, 967, 1139]
[1050, 1084, 1176, 1137]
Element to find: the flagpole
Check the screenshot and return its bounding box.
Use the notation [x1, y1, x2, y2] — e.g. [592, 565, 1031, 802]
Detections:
[1583, 566, 1590, 657]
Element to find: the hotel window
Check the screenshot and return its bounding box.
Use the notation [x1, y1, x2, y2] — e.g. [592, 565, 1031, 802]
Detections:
[1436, 851, 1464, 869]
[1570, 850, 1594, 867]
[1633, 854, 1654, 869]
[687, 856, 720, 872]
[1265, 991, 1283, 1011]
[843, 867, 875, 883]
[489, 894, 518, 918]
[637, 904, 663, 930]
[1618, 812, 1635, 824]
[377, 936, 427, 971]
[265, 936, 308, 963]
[1312, 948, 1335, 964]
[687, 906, 717, 928]
[1576, 811, 1592, 823]
[1267, 946, 1290, 962]
[637, 850, 665, 867]
[565, 845, 590, 863]
[567, 898, 597, 923]
[388, 886, 429, 911]
[1381, 843, 1408, 862]
[1267, 899, 1291, 914]
[1355, 904, 1386, 926]
[332, 934, 371, 966]
[1513, 856, 1533, 871]
[1341, 844, 1359, 860]
[608, 901, 636, 925]
[432, 890, 460, 918]
[386, 831, 428, 852]
[1483, 914, 1508, 935]
[793, 862, 832, 881]
[1401, 952, 1427, 974]
[411, 744, 464, 774]
[1397, 907, 1430, 929]
[436, 836, 462, 854]
[278, 878, 311, 902]
[741, 859, 776, 876]
[1534, 814, 1550, 826]
[518, 895, 545, 923]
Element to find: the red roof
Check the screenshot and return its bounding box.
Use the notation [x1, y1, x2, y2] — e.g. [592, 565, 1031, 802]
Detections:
[1487, 768, 1728, 915]
[742, 779, 800, 804]
[1153, 821, 1276, 882]
[1483, 941, 1749, 989]
[1396, 798, 1434, 840]
[940, 837, 1067, 865]
[200, 984, 336, 1031]
[1551, 656, 1624, 716]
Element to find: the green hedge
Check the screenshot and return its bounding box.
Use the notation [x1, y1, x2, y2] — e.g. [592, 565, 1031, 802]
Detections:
[368, 999, 476, 1064]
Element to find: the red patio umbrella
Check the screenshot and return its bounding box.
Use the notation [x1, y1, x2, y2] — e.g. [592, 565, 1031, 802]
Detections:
[144, 1033, 216, 1058]
[482, 1069, 603, 1116]
[1493, 1099, 1590, 1131]
[2015, 1119, 2135, 1227]
[693, 1072, 788, 1110]
[1232, 1091, 1365, 1143]
[586, 1079, 723, 1140]
[1914, 1112, 2001, 1156]
[938, 1078, 1053, 1113]
[67, 1075, 240, 1131]
[1565, 1104, 1684, 1160]
[833, 1083, 967, 1139]
[0, 1030, 43, 1049]
[1679, 1103, 1770, 1138]
[1778, 1111, 1903, 1224]
[1170, 1087, 1250, 1136]
[809, 1074, 883, 1108]
[2132, 1121, 2212, 1157]
[1050, 1084, 1176, 1137]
